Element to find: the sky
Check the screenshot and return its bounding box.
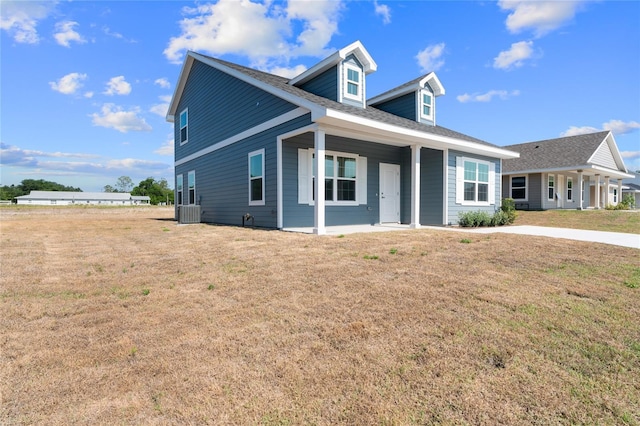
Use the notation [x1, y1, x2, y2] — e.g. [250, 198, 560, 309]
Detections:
[1, 0, 639, 192]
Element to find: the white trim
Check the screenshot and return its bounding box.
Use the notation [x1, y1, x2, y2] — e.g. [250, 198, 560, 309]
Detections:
[303, 148, 366, 206]
[504, 164, 633, 179]
[277, 138, 283, 229]
[443, 149, 448, 225]
[187, 170, 196, 205]
[368, 72, 445, 106]
[567, 177, 573, 202]
[380, 163, 401, 224]
[314, 129, 326, 235]
[248, 149, 265, 206]
[410, 146, 421, 228]
[176, 173, 184, 206]
[586, 131, 628, 173]
[456, 156, 494, 206]
[418, 90, 434, 121]
[343, 62, 363, 102]
[547, 174, 555, 201]
[175, 107, 308, 167]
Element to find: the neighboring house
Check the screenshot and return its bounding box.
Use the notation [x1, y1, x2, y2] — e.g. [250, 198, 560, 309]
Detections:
[15, 191, 150, 205]
[502, 131, 634, 210]
[622, 173, 640, 208]
[166, 41, 519, 233]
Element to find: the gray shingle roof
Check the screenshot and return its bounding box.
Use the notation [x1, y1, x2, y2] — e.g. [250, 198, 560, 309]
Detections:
[502, 131, 610, 173]
[204, 55, 500, 149]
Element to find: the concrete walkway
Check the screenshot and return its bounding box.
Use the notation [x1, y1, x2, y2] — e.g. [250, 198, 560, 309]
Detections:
[284, 224, 640, 249]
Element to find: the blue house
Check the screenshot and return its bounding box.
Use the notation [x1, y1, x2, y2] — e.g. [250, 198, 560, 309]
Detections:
[167, 41, 519, 234]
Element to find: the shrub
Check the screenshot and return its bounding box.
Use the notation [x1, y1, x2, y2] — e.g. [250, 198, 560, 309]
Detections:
[500, 198, 517, 224]
[458, 210, 492, 227]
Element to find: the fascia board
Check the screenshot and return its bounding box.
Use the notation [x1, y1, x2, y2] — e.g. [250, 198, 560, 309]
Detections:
[166, 53, 196, 123]
[288, 51, 340, 86]
[188, 52, 326, 119]
[504, 164, 635, 179]
[585, 131, 628, 173]
[420, 73, 445, 96]
[319, 109, 520, 159]
[368, 72, 445, 106]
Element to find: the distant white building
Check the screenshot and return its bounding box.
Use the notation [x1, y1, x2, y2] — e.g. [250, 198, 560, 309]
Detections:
[15, 191, 151, 205]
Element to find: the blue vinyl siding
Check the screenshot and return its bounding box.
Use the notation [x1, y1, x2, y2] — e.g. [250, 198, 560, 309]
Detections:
[298, 65, 338, 101]
[420, 148, 444, 224]
[175, 60, 298, 161]
[372, 92, 417, 121]
[447, 150, 501, 224]
[176, 113, 312, 228]
[282, 134, 406, 228]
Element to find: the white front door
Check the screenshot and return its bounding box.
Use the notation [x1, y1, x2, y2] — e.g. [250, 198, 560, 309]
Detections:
[380, 163, 400, 223]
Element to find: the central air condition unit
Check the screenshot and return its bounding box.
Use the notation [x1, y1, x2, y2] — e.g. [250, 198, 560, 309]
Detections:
[179, 205, 201, 224]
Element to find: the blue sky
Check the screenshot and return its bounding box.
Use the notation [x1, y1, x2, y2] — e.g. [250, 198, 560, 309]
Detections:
[2, 0, 639, 192]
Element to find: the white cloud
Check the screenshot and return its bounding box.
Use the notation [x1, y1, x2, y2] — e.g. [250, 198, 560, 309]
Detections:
[154, 134, 174, 156]
[493, 40, 534, 70]
[457, 89, 520, 103]
[374, 1, 391, 24]
[103, 76, 132, 96]
[0, 1, 55, 44]
[154, 78, 170, 89]
[620, 151, 640, 160]
[560, 120, 640, 137]
[498, 0, 585, 38]
[53, 21, 86, 47]
[150, 95, 172, 117]
[91, 104, 152, 133]
[163, 0, 342, 64]
[49, 72, 88, 95]
[415, 43, 446, 73]
[268, 64, 307, 79]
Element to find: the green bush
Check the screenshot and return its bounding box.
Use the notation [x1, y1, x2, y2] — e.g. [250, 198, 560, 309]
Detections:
[458, 199, 517, 228]
[500, 198, 517, 224]
[605, 195, 635, 210]
[458, 210, 492, 227]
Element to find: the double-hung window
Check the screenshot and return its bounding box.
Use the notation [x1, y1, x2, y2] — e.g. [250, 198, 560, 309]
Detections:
[421, 91, 433, 120]
[179, 109, 188, 144]
[176, 174, 183, 205]
[187, 171, 195, 204]
[567, 178, 573, 201]
[343, 64, 362, 101]
[456, 156, 494, 205]
[248, 149, 265, 206]
[548, 175, 555, 200]
[511, 176, 526, 200]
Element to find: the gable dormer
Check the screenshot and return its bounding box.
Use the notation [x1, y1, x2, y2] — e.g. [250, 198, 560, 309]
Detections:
[288, 41, 377, 109]
[368, 72, 445, 126]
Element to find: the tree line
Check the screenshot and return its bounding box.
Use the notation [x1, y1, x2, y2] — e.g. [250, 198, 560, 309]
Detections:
[1, 176, 174, 205]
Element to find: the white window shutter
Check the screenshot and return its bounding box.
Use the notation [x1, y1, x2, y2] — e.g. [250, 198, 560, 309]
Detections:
[489, 162, 496, 205]
[357, 156, 367, 205]
[298, 148, 309, 204]
[455, 156, 463, 204]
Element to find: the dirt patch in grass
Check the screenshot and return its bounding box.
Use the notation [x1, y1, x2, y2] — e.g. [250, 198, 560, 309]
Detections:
[1, 207, 639, 424]
[515, 209, 640, 234]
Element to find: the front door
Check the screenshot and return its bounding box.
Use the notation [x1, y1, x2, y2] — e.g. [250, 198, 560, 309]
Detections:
[380, 163, 400, 223]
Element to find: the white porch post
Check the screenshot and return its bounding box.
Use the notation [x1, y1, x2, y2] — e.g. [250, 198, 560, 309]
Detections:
[577, 170, 584, 210]
[313, 128, 326, 235]
[410, 145, 421, 228]
[604, 176, 610, 207]
[594, 174, 601, 209]
[617, 179, 622, 204]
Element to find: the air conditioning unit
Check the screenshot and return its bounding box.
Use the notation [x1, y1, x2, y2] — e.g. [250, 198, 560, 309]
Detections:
[179, 205, 201, 224]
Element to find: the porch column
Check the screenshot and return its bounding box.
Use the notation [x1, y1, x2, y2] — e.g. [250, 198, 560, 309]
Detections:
[594, 174, 600, 209]
[410, 145, 421, 228]
[604, 176, 610, 207]
[618, 180, 622, 204]
[313, 129, 326, 235]
[577, 170, 584, 210]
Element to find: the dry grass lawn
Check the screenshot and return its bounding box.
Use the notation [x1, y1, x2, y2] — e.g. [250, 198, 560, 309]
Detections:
[1, 206, 639, 425]
[516, 208, 640, 234]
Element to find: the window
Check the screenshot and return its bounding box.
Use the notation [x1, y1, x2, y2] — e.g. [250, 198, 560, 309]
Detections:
[511, 176, 527, 200]
[421, 91, 433, 120]
[176, 174, 183, 205]
[456, 156, 494, 205]
[188, 171, 195, 204]
[613, 188, 618, 203]
[298, 148, 367, 206]
[343, 64, 362, 101]
[567, 178, 573, 201]
[548, 175, 555, 200]
[248, 149, 265, 205]
[179, 109, 188, 144]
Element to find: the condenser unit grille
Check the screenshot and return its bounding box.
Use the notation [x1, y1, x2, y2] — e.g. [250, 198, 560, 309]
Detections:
[179, 205, 201, 224]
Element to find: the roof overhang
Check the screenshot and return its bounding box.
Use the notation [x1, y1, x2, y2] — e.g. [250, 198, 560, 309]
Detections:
[503, 164, 635, 179]
[288, 40, 377, 86]
[586, 131, 629, 173]
[368, 72, 445, 106]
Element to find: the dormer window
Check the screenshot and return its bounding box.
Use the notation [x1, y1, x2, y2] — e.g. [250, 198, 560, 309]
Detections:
[420, 91, 433, 120]
[343, 63, 363, 102]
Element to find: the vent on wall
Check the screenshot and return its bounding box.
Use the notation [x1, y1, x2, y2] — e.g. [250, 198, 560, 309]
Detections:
[179, 205, 201, 224]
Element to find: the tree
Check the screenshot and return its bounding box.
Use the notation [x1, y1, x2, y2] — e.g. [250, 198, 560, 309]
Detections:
[115, 176, 134, 193]
[131, 177, 174, 205]
[0, 179, 82, 201]
[103, 185, 116, 193]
